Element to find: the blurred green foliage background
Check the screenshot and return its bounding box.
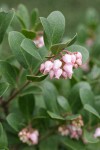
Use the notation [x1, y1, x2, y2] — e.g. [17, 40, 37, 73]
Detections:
[0, 0, 100, 35]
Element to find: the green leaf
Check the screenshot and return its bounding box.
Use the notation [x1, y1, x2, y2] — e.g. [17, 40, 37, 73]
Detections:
[0, 9, 14, 43]
[22, 29, 36, 39]
[68, 82, 91, 113]
[40, 11, 65, 48]
[47, 111, 64, 120]
[21, 38, 42, 61]
[0, 61, 17, 86]
[50, 33, 77, 54]
[57, 96, 71, 112]
[80, 88, 95, 107]
[8, 31, 32, 69]
[18, 94, 35, 121]
[65, 114, 80, 120]
[83, 129, 99, 143]
[0, 123, 8, 149]
[40, 17, 51, 49]
[47, 11, 65, 44]
[62, 137, 86, 150]
[0, 82, 9, 96]
[67, 45, 89, 64]
[21, 85, 42, 96]
[6, 113, 23, 132]
[31, 8, 39, 27]
[16, 4, 30, 28]
[84, 104, 100, 119]
[27, 74, 48, 82]
[42, 81, 59, 113]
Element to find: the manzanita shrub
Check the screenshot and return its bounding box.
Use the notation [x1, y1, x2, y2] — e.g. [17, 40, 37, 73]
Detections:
[0, 4, 100, 150]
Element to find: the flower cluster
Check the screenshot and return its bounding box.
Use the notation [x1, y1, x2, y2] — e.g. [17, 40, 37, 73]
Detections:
[58, 115, 84, 140]
[34, 36, 44, 48]
[18, 127, 39, 146]
[40, 51, 82, 79]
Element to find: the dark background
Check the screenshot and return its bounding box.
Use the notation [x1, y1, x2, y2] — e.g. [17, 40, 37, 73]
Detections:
[0, 0, 100, 35]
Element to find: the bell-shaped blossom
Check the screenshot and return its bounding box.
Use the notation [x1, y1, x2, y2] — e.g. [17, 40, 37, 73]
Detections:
[55, 69, 62, 79]
[71, 54, 76, 64]
[94, 127, 100, 138]
[76, 58, 82, 66]
[53, 59, 62, 71]
[76, 52, 82, 59]
[40, 63, 45, 72]
[63, 64, 73, 78]
[62, 71, 68, 79]
[34, 36, 44, 48]
[28, 130, 39, 145]
[44, 61, 53, 74]
[49, 70, 55, 79]
[62, 54, 72, 64]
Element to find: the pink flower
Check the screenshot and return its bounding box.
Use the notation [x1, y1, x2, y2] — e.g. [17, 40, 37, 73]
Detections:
[55, 69, 62, 79]
[76, 58, 82, 66]
[63, 64, 73, 74]
[76, 52, 82, 59]
[71, 54, 76, 64]
[29, 130, 39, 145]
[34, 36, 44, 48]
[94, 127, 100, 138]
[53, 59, 62, 71]
[49, 70, 55, 79]
[40, 63, 45, 72]
[43, 61, 53, 74]
[62, 71, 68, 79]
[62, 54, 72, 64]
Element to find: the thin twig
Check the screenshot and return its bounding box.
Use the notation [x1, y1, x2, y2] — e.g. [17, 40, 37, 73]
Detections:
[2, 81, 30, 107]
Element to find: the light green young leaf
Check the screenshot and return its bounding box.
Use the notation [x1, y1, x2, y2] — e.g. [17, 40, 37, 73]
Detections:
[0, 9, 15, 43]
[0, 82, 9, 96]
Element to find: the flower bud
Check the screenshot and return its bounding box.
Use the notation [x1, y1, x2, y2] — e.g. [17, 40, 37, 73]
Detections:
[55, 69, 62, 79]
[76, 59, 82, 66]
[71, 54, 76, 64]
[94, 127, 100, 138]
[44, 61, 53, 74]
[76, 52, 82, 59]
[40, 63, 45, 72]
[62, 54, 72, 64]
[62, 71, 68, 79]
[53, 59, 62, 71]
[49, 70, 55, 79]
